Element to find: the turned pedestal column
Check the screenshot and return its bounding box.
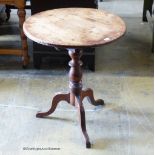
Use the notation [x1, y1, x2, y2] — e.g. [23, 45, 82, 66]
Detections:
[36, 48, 104, 148]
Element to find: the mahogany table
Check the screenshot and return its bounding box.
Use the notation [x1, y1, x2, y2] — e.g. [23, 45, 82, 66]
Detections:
[23, 8, 126, 148]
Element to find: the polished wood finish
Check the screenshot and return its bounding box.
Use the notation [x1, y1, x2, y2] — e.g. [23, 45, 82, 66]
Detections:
[24, 8, 126, 148]
[36, 49, 104, 148]
[0, 0, 29, 67]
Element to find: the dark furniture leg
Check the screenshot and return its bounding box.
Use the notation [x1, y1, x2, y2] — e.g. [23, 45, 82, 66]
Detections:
[5, 5, 11, 21]
[36, 92, 70, 117]
[36, 49, 104, 148]
[76, 95, 91, 148]
[143, 0, 154, 22]
[81, 88, 104, 106]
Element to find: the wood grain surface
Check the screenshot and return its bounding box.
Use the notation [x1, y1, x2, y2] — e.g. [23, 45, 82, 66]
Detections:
[23, 8, 126, 48]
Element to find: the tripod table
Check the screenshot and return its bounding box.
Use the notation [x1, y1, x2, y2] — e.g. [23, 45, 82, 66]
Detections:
[23, 8, 126, 148]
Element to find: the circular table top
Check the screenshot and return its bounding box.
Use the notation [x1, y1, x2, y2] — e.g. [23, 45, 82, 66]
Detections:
[23, 8, 126, 48]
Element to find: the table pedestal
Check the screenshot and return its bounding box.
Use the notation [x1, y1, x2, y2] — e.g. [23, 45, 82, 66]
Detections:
[36, 49, 104, 148]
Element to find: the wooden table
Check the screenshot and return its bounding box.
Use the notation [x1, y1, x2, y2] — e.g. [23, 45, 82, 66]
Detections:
[23, 8, 126, 148]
